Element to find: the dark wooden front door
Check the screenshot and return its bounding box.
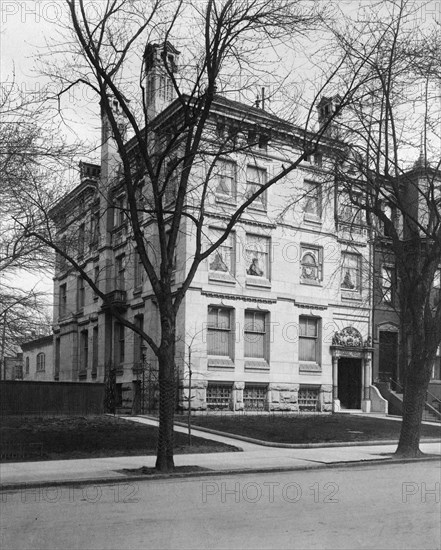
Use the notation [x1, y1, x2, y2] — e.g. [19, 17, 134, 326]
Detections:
[338, 358, 362, 409]
[379, 331, 398, 384]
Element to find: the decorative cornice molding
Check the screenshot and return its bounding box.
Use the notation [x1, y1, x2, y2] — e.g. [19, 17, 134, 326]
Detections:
[295, 302, 327, 311]
[201, 290, 277, 304]
[206, 211, 277, 229]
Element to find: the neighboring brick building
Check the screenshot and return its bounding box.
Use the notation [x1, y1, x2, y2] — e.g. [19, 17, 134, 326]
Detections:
[372, 161, 441, 411]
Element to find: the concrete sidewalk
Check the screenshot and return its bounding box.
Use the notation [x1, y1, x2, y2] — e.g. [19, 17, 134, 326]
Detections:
[1, 416, 440, 490]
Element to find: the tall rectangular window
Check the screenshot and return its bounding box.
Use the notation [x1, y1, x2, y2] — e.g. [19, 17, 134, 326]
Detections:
[246, 165, 267, 209]
[164, 159, 178, 204]
[207, 307, 233, 357]
[341, 252, 361, 291]
[78, 223, 85, 256]
[299, 317, 320, 364]
[114, 195, 125, 227]
[209, 229, 235, 275]
[90, 212, 99, 248]
[55, 338, 60, 379]
[93, 266, 100, 300]
[115, 322, 125, 365]
[80, 330, 89, 370]
[134, 251, 144, 289]
[59, 283, 67, 317]
[381, 202, 396, 237]
[116, 255, 125, 290]
[92, 327, 98, 375]
[244, 310, 267, 359]
[214, 159, 236, 200]
[381, 265, 395, 303]
[245, 234, 270, 279]
[77, 277, 85, 310]
[339, 192, 363, 226]
[303, 180, 322, 218]
[36, 353, 46, 372]
[133, 315, 144, 366]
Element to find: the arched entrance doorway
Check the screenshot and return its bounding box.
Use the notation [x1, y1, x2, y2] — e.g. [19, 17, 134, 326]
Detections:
[331, 327, 373, 412]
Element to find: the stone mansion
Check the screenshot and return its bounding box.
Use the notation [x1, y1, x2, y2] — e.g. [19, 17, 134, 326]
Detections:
[24, 43, 439, 415]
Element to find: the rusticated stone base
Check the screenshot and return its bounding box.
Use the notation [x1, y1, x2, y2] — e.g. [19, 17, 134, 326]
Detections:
[320, 385, 333, 412]
[268, 383, 299, 411]
[179, 379, 208, 411]
[233, 381, 245, 411]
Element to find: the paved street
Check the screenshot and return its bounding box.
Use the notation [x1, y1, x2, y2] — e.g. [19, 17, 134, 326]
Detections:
[1, 461, 440, 550]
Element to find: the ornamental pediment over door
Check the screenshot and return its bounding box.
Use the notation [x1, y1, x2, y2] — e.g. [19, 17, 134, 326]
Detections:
[332, 326, 369, 348]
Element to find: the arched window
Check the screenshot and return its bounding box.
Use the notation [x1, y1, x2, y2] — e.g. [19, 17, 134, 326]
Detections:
[300, 246, 323, 283]
[301, 252, 318, 280]
[36, 353, 46, 372]
[25, 357, 30, 374]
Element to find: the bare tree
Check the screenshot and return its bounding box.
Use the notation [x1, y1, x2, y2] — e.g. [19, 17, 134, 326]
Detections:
[23, 0, 380, 472]
[327, 0, 441, 457]
[0, 83, 80, 373]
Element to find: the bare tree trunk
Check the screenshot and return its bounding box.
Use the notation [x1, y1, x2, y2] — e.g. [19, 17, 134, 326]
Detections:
[396, 357, 432, 458]
[155, 314, 176, 472]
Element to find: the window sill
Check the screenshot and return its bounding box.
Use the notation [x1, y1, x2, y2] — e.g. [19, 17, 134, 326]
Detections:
[215, 195, 236, 206]
[246, 277, 271, 289]
[303, 213, 322, 225]
[209, 272, 236, 284]
[300, 279, 322, 286]
[246, 204, 267, 213]
[133, 287, 143, 295]
[341, 290, 362, 301]
[244, 360, 269, 371]
[299, 363, 322, 373]
[207, 357, 235, 370]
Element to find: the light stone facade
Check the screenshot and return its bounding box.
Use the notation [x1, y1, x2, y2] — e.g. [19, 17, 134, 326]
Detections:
[47, 43, 387, 414]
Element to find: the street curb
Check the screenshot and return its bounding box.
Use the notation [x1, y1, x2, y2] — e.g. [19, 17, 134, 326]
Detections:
[1, 455, 440, 493]
[139, 415, 441, 449]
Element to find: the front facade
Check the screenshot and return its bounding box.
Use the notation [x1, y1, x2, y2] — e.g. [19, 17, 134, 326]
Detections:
[49, 43, 387, 414]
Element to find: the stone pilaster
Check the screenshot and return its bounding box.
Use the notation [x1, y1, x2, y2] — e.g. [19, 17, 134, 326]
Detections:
[233, 382, 245, 411]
